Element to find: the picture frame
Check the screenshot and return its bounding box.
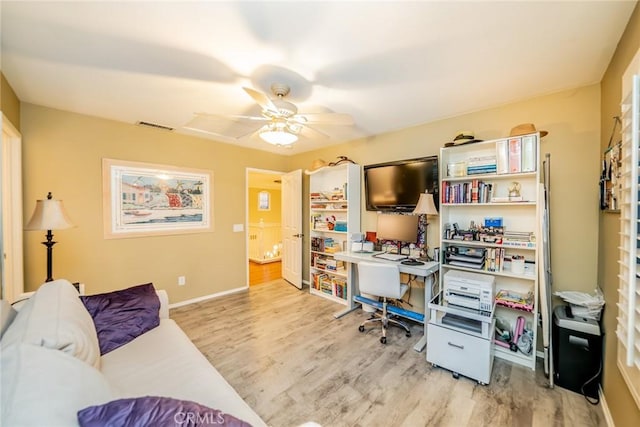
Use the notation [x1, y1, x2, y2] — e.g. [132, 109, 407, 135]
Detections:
[102, 158, 214, 239]
[258, 191, 271, 211]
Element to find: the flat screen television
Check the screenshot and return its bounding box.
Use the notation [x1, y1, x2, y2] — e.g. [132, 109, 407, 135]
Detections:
[364, 156, 439, 212]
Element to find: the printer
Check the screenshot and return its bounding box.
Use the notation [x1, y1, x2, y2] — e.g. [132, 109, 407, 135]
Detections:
[444, 270, 495, 312]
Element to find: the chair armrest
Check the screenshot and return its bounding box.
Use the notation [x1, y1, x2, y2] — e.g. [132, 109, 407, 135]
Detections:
[11, 292, 35, 311]
[156, 290, 170, 319]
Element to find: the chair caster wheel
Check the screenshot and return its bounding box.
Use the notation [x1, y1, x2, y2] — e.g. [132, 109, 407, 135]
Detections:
[358, 325, 365, 332]
[452, 372, 460, 380]
[380, 336, 387, 344]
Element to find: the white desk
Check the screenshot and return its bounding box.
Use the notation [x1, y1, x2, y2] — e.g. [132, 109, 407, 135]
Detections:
[333, 251, 439, 352]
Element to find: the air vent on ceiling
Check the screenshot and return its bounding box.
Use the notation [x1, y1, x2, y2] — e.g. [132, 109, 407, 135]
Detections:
[136, 121, 174, 131]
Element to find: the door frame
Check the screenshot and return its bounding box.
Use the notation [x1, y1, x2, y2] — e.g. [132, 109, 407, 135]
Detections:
[245, 168, 284, 286]
[1, 113, 24, 302]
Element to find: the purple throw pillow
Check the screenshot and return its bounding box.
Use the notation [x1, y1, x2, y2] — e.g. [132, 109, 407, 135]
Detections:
[80, 283, 160, 355]
[77, 396, 252, 427]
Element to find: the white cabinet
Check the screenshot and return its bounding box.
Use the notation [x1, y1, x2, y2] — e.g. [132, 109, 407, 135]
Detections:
[308, 163, 361, 306]
[427, 317, 495, 385]
[437, 133, 541, 371]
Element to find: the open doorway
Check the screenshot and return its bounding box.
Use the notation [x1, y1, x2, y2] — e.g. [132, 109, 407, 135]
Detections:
[247, 169, 283, 286]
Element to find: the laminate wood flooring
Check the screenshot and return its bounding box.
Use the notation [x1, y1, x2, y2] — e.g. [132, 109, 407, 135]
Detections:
[171, 279, 606, 427]
[249, 261, 282, 286]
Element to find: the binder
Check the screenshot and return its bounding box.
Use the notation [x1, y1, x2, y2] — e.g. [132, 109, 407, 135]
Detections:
[521, 135, 537, 172]
[496, 139, 509, 174]
[508, 137, 522, 173]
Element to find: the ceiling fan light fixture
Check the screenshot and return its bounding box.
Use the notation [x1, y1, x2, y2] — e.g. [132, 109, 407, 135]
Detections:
[259, 123, 298, 146]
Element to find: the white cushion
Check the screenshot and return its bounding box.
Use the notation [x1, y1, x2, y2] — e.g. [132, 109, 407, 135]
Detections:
[101, 319, 267, 427]
[0, 279, 101, 368]
[0, 344, 112, 426]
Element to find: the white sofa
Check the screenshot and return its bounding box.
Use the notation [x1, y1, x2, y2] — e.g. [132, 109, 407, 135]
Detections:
[0, 279, 267, 427]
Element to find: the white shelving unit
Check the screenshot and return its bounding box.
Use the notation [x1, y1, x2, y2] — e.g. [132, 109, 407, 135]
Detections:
[437, 133, 541, 371]
[308, 163, 361, 308]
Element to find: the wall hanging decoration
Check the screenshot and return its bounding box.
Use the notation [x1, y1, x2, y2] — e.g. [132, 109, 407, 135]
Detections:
[600, 116, 622, 211]
[102, 159, 213, 238]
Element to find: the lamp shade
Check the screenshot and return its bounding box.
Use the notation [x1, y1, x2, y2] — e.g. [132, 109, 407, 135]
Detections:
[259, 121, 299, 146]
[260, 128, 298, 145]
[25, 195, 75, 231]
[413, 192, 439, 215]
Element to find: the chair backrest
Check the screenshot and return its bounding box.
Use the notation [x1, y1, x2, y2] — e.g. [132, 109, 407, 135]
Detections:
[357, 261, 404, 299]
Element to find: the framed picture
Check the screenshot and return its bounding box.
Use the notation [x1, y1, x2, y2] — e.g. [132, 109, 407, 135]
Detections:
[102, 158, 214, 239]
[258, 191, 271, 211]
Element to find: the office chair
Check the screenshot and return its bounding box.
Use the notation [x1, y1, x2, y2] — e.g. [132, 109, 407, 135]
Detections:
[356, 261, 411, 344]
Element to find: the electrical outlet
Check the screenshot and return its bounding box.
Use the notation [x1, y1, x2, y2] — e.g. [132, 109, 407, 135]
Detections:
[178, 276, 186, 286]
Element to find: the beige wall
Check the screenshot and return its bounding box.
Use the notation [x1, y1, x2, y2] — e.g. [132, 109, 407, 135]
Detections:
[599, 1, 640, 426]
[20, 103, 287, 302]
[1, 72, 20, 129]
[291, 85, 602, 299]
[248, 187, 281, 223]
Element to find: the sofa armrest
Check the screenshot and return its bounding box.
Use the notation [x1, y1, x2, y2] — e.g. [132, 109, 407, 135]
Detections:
[156, 290, 169, 319]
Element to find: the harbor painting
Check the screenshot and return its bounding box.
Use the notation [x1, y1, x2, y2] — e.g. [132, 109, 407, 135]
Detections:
[103, 159, 213, 238]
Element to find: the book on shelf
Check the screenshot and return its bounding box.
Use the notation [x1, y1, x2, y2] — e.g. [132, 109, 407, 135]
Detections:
[332, 277, 347, 299]
[466, 155, 497, 166]
[484, 247, 505, 272]
[442, 180, 493, 204]
[508, 137, 522, 173]
[312, 272, 328, 290]
[467, 155, 498, 176]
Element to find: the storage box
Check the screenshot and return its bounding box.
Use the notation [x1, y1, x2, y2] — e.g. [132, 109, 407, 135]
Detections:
[447, 162, 467, 177]
[484, 217, 503, 227]
[334, 221, 347, 232]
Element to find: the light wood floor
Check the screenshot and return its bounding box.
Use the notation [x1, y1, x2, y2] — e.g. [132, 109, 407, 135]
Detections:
[249, 260, 282, 286]
[171, 280, 606, 427]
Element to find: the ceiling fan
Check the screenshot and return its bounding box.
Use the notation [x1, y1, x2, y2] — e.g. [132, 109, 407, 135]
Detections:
[185, 83, 354, 146]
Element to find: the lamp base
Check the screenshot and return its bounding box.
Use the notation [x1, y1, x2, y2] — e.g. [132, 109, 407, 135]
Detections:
[42, 229, 57, 282]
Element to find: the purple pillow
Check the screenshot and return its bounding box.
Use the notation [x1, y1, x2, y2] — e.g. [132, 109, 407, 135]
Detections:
[77, 396, 252, 427]
[80, 283, 160, 355]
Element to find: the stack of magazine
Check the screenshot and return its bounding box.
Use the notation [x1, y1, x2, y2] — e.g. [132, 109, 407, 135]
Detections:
[445, 245, 486, 269]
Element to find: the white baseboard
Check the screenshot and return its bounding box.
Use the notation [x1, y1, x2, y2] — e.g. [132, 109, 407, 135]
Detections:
[599, 386, 615, 427]
[168, 285, 249, 309]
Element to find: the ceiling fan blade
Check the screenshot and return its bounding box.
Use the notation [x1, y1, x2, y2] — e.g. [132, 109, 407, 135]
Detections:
[243, 87, 278, 114]
[184, 114, 261, 139]
[193, 112, 269, 122]
[299, 123, 329, 140]
[294, 112, 354, 126]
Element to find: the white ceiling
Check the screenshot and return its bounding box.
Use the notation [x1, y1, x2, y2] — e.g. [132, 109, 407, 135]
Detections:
[1, 1, 636, 155]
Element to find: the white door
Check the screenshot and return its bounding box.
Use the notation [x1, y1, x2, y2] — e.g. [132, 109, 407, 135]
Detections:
[1, 114, 24, 302]
[281, 169, 303, 288]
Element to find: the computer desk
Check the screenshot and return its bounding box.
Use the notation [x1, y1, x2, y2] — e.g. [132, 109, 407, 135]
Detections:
[333, 251, 439, 352]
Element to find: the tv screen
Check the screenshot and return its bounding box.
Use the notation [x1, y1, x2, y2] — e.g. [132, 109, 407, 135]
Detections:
[364, 156, 439, 212]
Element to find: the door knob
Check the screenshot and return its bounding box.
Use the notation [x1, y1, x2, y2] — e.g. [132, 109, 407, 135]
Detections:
[293, 233, 304, 238]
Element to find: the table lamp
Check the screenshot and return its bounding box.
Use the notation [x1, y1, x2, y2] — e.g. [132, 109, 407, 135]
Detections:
[25, 192, 75, 282]
[413, 192, 439, 259]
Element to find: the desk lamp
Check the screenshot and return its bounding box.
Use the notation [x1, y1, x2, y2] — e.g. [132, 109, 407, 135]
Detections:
[413, 192, 439, 259]
[25, 192, 75, 282]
